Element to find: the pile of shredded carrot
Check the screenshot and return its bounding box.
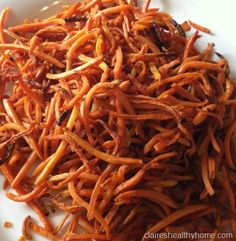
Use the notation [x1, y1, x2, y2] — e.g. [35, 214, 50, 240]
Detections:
[0, 0, 236, 240]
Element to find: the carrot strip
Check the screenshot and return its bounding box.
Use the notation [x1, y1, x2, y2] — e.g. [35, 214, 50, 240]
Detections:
[68, 179, 110, 238]
[183, 31, 199, 60]
[0, 122, 43, 161]
[19, 78, 43, 105]
[9, 19, 65, 32]
[0, 8, 10, 44]
[88, 164, 114, 220]
[65, 130, 142, 165]
[29, 222, 59, 241]
[113, 46, 123, 79]
[224, 122, 236, 170]
[115, 190, 180, 208]
[65, 75, 90, 110]
[188, 20, 211, 34]
[200, 153, 214, 196]
[94, 5, 136, 19]
[6, 182, 47, 202]
[208, 125, 221, 154]
[35, 105, 80, 185]
[0, 164, 53, 231]
[142, 0, 151, 13]
[67, 31, 98, 71]
[47, 56, 103, 80]
[64, 233, 108, 241]
[62, 2, 81, 18]
[178, 61, 222, 73]
[145, 205, 209, 236]
[0, 2, 235, 240]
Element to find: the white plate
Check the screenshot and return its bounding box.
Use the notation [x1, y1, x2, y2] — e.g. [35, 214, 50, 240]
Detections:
[0, 0, 236, 240]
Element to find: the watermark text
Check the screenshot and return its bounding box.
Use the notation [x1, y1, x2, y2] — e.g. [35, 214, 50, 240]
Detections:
[143, 231, 233, 240]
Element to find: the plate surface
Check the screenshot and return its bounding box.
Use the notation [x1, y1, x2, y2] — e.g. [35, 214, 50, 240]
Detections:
[0, 0, 236, 240]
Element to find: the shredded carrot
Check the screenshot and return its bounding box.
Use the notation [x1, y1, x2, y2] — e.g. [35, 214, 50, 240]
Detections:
[0, 8, 10, 44]
[65, 130, 142, 165]
[29, 222, 60, 241]
[113, 46, 123, 80]
[0, 164, 53, 231]
[188, 20, 211, 34]
[178, 61, 222, 73]
[8, 19, 65, 32]
[224, 122, 236, 170]
[64, 233, 108, 241]
[0, 1, 235, 241]
[64, 75, 90, 110]
[200, 153, 215, 196]
[94, 5, 136, 19]
[6, 182, 47, 202]
[68, 177, 110, 238]
[145, 205, 209, 236]
[115, 190, 180, 208]
[19, 78, 43, 105]
[66, 31, 99, 71]
[183, 31, 199, 60]
[46, 55, 103, 79]
[4, 221, 13, 228]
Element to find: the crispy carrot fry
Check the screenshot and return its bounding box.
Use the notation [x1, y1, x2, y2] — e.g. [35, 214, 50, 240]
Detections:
[88, 164, 114, 220]
[208, 125, 221, 154]
[200, 153, 214, 196]
[80, 0, 101, 12]
[0, 44, 65, 68]
[94, 5, 135, 19]
[109, 111, 173, 120]
[35, 105, 80, 185]
[67, 31, 98, 71]
[19, 78, 43, 105]
[68, 178, 110, 238]
[64, 233, 108, 241]
[65, 75, 90, 110]
[0, 164, 53, 231]
[0, 8, 10, 44]
[0, 122, 43, 161]
[115, 189, 180, 208]
[53, 213, 70, 234]
[114, 46, 123, 79]
[224, 122, 236, 170]
[95, 35, 104, 57]
[145, 205, 209, 236]
[29, 222, 60, 241]
[183, 31, 199, 60]
[6, 182, 47, 202]
[9, 19, 65, 32]
[178, 61, 221, 73]
[0, 1, 236, 240]
[47, 56, 103, 79]
[65, 130, 142, 165]
[188, 20, 211, 34]
[62, 2, 81, 18]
